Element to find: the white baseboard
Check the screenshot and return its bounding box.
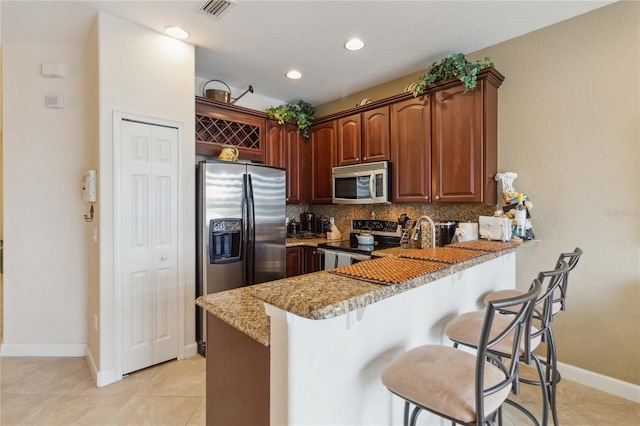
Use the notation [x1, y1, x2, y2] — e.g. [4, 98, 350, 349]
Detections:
[85, 346, 120, 388]
[0, 343, 86, 357]
[558, 361, 640, 403]
[183, 342, 198, 359]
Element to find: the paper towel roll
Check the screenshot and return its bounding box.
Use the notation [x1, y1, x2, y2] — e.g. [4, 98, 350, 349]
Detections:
[457, 222, 478, 241]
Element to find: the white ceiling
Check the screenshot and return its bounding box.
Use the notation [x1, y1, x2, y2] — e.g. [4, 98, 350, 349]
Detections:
[2, 0, 614, 105]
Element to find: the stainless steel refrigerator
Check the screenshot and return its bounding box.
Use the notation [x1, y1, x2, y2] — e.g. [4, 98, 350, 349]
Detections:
[196, 160, 286, 355]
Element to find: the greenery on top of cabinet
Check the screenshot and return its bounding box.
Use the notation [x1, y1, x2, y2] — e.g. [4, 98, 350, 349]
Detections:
[266, 100, 317, 138]
[412, 53, 494, 96]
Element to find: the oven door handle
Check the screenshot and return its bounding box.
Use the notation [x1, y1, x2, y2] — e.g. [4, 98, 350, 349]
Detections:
[350, 253, 373, 261]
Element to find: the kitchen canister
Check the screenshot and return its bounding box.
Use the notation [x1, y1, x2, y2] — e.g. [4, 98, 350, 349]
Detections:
[300, 211, 315, 232]
[436, 221, 458, 246]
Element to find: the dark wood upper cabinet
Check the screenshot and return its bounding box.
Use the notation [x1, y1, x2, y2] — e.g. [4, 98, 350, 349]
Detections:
[390, 68, 503, 204]
[265, 120, 285, 167]
[309, 121, 336, 204]
[431, 74, 501, 204]
[362, 106, 390, 163]
[337, 114, 361, 165]
[196, 68, 502, 205]
[266, 121, 307, 204]
[336, 106, 390, 166]
[391, 96, 432, 203]
[284, 124, 307, 204]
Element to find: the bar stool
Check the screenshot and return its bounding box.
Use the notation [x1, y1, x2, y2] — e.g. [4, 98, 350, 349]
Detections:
[444, 260, 571, 426]
[381, 279, 542, 426]
[482, 248, 582, 426]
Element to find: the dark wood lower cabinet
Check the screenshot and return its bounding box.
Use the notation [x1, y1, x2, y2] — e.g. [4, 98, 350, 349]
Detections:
[286, 246, 304, 277]
[206, 314, 269, 426]
[286, 246, 321, 277]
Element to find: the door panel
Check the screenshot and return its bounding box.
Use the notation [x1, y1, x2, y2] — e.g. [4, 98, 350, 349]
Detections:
[390, 96, 431, 202]
[121, 119, 179, 375]
[248, 164, 286, 284]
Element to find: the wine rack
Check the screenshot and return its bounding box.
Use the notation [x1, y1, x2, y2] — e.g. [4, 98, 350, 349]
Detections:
[196, 114, 261, 150]
[195, 97, 267, 161]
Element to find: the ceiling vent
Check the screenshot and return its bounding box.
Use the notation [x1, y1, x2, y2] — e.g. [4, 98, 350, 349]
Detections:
[199, 0, 237, 18]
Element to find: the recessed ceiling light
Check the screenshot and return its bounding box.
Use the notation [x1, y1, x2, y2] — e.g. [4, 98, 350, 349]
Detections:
[345, 38, 365, 51]
[165, 26, 190, 39]
[286, 70, 302, 79]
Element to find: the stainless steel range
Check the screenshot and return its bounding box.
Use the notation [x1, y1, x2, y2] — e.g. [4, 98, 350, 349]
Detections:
[317, 219, 402, 270]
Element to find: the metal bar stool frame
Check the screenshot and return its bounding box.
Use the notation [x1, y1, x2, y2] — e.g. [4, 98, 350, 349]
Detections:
[381, 280, 542, 426]
[508, 248, 582, 426]
[445, 260, 571, 426]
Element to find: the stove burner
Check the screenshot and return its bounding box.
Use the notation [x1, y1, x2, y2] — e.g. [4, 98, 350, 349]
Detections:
[317, 219, 401, 255]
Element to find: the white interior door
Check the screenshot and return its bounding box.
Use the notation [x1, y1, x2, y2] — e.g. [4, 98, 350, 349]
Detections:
[120, 118, 179, 374]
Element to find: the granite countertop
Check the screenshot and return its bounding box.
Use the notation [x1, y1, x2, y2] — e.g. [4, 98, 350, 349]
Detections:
[286, 237, 346, 247]
[250, 248, 514, 320]
[196, 285, 271, 346]
[197, 241, 525, 346]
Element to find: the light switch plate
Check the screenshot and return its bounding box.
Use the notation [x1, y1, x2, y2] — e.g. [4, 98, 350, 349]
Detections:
[42, 63, 67, 78]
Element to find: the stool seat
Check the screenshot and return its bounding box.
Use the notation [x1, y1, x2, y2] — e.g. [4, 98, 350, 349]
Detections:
[381, 345, 511, 424]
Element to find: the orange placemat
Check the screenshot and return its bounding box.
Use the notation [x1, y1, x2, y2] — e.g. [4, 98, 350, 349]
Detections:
[329, 256, 447, 285]
[397, 247, 487, 264]
[446, 240, 520, 252]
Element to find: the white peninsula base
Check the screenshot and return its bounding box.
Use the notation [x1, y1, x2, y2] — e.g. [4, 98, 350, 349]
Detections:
[264, 252, 516, 425]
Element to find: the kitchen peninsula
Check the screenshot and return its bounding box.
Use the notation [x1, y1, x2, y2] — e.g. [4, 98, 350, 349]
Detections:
[196, 242, 521, 425]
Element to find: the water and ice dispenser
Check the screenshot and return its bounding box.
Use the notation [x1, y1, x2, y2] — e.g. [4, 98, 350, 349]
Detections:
[209, 219, 242, 264]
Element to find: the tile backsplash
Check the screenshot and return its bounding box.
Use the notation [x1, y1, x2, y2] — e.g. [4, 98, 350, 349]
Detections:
[286, 203, 497, 236]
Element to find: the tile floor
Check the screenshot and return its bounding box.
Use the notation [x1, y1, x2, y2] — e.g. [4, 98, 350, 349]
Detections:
[1, 355, 638, 425]
[1, 356, 205, 426]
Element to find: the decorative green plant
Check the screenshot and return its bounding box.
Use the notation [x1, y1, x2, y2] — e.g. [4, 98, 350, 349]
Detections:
[266, 100, 317, 138]
[412, 53, 494, 96]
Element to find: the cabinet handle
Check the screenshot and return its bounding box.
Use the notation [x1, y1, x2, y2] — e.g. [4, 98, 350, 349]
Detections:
[356, 157, 360, 161]
[161, 255, 167, 260]
[363, 156, 367, 161]
[425, 196, 430, 200]
[435, 196, 440, 200]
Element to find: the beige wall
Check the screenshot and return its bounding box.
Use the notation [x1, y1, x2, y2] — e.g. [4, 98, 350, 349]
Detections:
[319, 1, 640, 385]
[472, 0, 639, 385]
[3, 41, 88, 353]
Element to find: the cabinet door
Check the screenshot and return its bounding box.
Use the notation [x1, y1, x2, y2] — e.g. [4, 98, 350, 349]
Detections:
[304, 246, 319, 273]
[284, 124, 306, 204]
[432, 84, 483, 203]
[265, 120, 285, 168]
[286, 247, 304, 277]
[390, 96, 432, 203]
[310, 121, 336, 203]
[337, 114, 361, 166]
[362, 106, 390, 163]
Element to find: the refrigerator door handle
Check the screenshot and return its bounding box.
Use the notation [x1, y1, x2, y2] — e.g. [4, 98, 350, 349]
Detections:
[245, 173, 256, 286]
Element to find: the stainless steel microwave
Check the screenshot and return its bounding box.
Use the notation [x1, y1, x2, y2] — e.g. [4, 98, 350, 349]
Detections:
[332, 161, 390, 204]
